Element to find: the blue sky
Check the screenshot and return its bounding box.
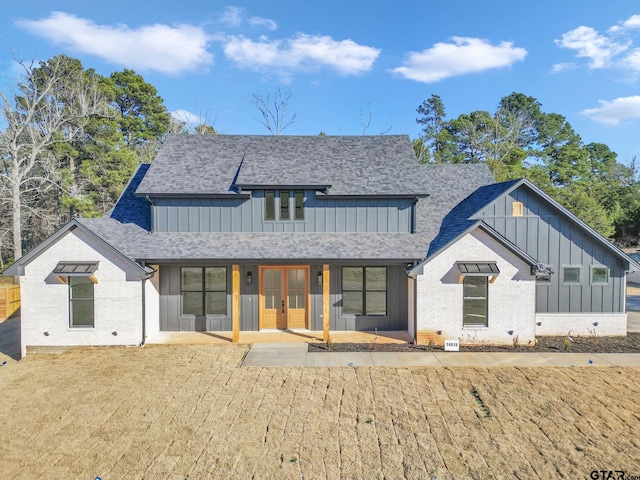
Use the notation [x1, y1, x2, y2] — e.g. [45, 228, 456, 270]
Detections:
[2, 1, 640, 165]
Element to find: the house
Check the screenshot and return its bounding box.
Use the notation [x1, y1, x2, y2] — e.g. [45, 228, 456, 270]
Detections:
[5, 135, 639, 357]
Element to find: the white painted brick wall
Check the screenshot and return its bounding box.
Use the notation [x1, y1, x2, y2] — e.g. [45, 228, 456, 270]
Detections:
[416, 229, 536, 345]
[20, 228, 145, 356]
[535, 313, 627, 336]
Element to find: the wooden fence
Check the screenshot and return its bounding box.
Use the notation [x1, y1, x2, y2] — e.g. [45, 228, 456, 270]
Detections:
[0, 285, 20, 320]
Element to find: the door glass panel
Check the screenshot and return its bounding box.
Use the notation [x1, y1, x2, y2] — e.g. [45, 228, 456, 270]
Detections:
[264, 270, 281, 309]
[287, 269, 305, 309]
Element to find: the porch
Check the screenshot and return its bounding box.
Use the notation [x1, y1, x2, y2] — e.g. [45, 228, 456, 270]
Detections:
[146, 329, 413, 345]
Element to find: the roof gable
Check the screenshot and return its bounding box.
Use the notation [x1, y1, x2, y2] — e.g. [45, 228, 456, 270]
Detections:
[418, 177, 639, 272]
[3, 219, 151, 277]
[477, 179, 640, 271]
[424, 179, 521, 258]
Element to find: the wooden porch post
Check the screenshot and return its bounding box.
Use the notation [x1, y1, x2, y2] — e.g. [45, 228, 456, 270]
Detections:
[323, 264, 330, 342]
[232, 265, 240, 343]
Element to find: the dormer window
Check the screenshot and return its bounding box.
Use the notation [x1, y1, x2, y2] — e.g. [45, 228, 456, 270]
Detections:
[294, 190, 304, 220]
[280, 190, 290, 220]
[264, 190, 304, 221]
[265, 190, 275, 220]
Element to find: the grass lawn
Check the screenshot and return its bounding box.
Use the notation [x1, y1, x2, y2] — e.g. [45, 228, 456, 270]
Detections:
[0, 344, 639, 479]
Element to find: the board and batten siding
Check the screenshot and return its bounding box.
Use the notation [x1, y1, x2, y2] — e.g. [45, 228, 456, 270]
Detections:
[157, 263, 408, 332]
[152, 191, 413, 233]
[477, 185, 626, 314]
[158, 264, 233, 331]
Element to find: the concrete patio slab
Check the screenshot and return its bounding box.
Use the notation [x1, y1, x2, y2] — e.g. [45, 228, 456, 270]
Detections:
[306, 352, 374, 367]
[242, 342, 308, 367]
[539, 353, 613, 366]
[147, 330, 410, 345]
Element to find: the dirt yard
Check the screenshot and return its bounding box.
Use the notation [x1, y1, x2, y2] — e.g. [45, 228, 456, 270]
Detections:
[0, 345, 639, 479]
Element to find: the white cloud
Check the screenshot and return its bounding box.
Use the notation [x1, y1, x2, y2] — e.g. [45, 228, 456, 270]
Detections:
[550, 62, 576, 73]
[609, 14, 640, 33]
[581, 96, 640, 125]
[16, 12, 212, 75]
[625, 48, 640, 71]
[555, 26, 628, 68]
[248, 16, 277, 31]
[171, 109, 202, 125]
[223, 34, 380, 75]
[220, 6, 243, 27]
[220, 6, 277, 31]
[390, 37, 526, 83]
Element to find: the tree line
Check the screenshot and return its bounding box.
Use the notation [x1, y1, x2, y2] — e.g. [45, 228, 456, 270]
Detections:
[413, 93, 640, 242]
[0, 55, 214, 267]
[1, 55, 639, 268]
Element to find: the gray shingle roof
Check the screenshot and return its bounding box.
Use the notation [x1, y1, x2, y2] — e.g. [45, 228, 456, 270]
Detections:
[107, 164, 151, 230]
[75, 218, 422, 261]
[9, 135, 500, 269]
[425, 179, 521, 258]
[95, 136, 496, 263]
[135, 134, 430, 196]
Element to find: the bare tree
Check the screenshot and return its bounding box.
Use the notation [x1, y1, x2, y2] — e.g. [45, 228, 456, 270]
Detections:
[0, 56, 110, 260]
[359, 102, 392, 135]
[169, 106, 219, 136]
[251, 88, 297, 135]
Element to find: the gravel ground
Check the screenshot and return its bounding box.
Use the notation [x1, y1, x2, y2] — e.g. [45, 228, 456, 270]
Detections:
[308, 332, 640, 353]
[1, 345, 640, 479]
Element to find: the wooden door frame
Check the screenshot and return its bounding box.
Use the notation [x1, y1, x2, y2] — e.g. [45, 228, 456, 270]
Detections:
[258, 265, 310, 330]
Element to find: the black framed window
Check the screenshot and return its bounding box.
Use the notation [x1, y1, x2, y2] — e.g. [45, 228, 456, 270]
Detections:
[294, 190, 304, 220]
[342, 267, 387, 315]
[265, 190, 304, 221]
[463, 276, 488, 327]
[69, 276, 94, 327]
[265, 190, 275, 220]
[181, 267, 227, 316]
[279, 190, 290, 220]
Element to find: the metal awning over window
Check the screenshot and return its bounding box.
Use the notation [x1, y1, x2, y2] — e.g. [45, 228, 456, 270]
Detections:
[53, 262, 99, 283]
[457, 262, 499, 283]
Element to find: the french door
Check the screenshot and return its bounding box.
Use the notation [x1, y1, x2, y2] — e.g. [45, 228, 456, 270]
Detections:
[260, 266, 308, 330]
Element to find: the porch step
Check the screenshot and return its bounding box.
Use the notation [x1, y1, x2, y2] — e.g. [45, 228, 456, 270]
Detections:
[242, 342, 308, 367]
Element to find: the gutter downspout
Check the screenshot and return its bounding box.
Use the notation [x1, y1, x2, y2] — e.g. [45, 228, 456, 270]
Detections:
[140, 266, 157, 347]
[141, 278, 146, 346]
